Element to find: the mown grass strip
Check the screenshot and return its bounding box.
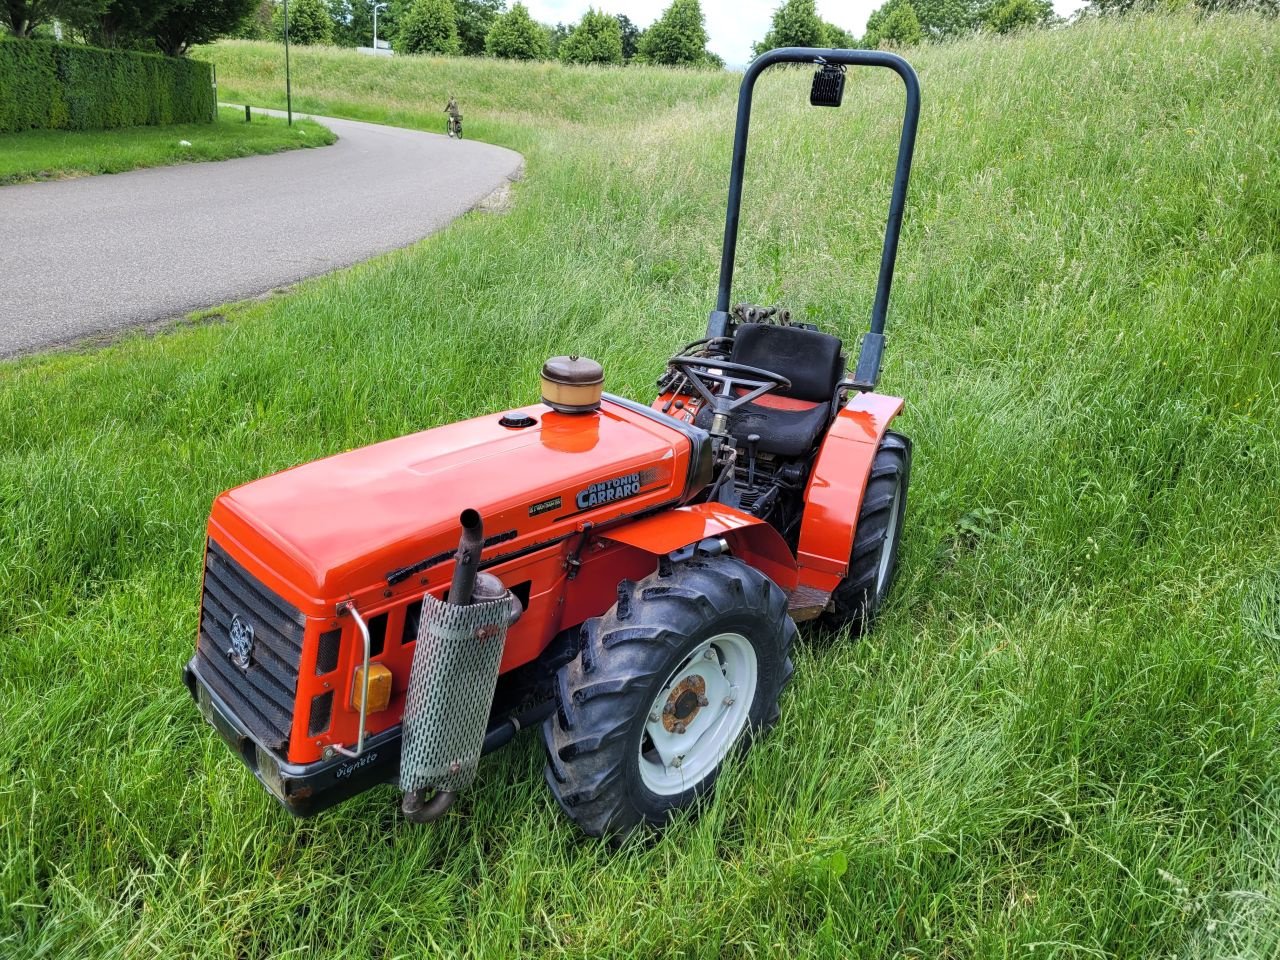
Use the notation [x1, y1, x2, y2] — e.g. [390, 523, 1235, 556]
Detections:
[0, 106, 333, 185]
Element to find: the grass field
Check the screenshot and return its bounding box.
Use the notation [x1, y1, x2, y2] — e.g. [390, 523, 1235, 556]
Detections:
[3, 13, 1280, 958]
[0, 107, 333, 185]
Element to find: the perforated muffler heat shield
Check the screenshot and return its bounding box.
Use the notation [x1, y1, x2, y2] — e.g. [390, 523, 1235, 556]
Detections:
[399, 594, 509, 795]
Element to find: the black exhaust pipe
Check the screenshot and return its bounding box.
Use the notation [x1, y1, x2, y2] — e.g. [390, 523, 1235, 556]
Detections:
[401, 787, 457, 823]
[449, 508, 483, 606]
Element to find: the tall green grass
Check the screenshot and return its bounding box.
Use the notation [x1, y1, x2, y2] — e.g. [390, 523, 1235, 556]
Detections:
[3, 13, 1279, 958]
[203, 37, 738, 148]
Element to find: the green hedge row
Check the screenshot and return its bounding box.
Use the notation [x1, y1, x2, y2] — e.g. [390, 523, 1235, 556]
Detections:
[0, 39, 215, 133]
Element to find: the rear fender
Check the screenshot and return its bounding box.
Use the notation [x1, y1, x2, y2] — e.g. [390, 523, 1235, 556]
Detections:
[599, 503, 798, 593]
[797, 392, 904, 593]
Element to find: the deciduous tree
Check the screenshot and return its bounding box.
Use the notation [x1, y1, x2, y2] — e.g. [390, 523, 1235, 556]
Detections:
[1088, 0, 1276, 11]
[863, 0, 985, 42]
[455, 0, 502, 55]
[150, 0, 259, 54]
[558, 7, 621, 64]
[485, 1, 545, 58]
[822, 21, 857, 47]
[752, 0, 824, 56]
[234, 0, 275, 40]
[636, 0, 710, 66]
[982, 0, 1052, 32]
[78, 0, 153, 47]
[273, 0, 335, 45]
[67, 0, 254, 54]
[542, 18, 569, 55]
[864, 0, 923, 47]
[615, 12, 639, 59]
[5, 0, 106, 37]
[911, 0, 977, 37]
[396, 0, 460, 53]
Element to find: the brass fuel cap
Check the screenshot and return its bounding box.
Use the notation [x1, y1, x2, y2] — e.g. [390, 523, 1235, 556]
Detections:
[541, 355, 604, 413]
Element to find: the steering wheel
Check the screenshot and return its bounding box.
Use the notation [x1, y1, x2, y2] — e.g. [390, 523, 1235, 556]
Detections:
[666, 356, 791, 421]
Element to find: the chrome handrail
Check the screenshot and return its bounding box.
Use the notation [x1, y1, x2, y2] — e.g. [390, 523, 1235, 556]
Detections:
[332, 601, 371, 758]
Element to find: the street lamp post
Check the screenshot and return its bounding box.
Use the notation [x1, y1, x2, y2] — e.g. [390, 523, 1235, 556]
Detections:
[373, 3, 388, 51]
[283, 0, 293, 126]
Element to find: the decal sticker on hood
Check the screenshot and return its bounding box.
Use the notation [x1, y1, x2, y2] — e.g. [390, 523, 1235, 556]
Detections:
[575, 468, 661, 511]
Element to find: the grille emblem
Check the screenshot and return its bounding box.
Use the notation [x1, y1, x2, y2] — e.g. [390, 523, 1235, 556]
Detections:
[228, 614, 255, 670]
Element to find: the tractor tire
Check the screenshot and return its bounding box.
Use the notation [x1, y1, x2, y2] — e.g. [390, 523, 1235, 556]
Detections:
[823, 431, 911, 633]
[543, 556, 796, 838]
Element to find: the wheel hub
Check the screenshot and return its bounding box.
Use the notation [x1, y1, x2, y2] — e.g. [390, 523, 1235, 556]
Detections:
[662, 675, 708, 732]
[638, 633, 759, 796]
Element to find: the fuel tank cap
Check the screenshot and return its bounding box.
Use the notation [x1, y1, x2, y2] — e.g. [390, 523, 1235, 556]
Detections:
[541, 355, 603, 413]
[499, 411, 537, 429]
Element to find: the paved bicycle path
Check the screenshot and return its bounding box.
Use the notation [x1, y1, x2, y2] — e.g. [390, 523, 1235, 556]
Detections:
[0, 111, 522, 357]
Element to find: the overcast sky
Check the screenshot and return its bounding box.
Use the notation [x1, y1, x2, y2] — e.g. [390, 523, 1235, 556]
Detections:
[523, 0, 1090, 65]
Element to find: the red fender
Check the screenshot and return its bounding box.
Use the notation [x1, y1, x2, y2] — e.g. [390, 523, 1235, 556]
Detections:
[600, 502, 798, 594]
[795, 392, 904, 599]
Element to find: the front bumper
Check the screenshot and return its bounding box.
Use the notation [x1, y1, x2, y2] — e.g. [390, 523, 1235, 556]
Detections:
[183, 657, 402, 817]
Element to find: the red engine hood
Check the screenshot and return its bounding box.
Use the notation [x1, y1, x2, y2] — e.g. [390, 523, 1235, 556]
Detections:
[208, 398, 704, 615]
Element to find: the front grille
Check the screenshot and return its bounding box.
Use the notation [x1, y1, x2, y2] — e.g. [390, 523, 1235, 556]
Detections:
[196, 539, 306, 754]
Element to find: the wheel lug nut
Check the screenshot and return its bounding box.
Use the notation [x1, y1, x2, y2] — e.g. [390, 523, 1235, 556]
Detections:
[672, 755, 684, 768]
[697, 695, 709, 707]
[723, 697, 734, 706]
[704, 649, 716, 661]
[648, 712, 660, 723]
[663, 702, 675, 715]
[674, 721, 687, 734]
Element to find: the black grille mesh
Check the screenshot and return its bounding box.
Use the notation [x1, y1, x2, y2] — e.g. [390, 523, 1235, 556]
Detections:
[196, 539, 305, 754]
[315, 629, 341, 675]
[308, 691, 334, 736]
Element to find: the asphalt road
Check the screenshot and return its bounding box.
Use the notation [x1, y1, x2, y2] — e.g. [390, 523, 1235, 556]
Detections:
[0, 112, 523, 358]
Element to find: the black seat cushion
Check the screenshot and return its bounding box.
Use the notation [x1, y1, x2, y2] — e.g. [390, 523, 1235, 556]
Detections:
[730, 324, 844, 403]
[694, 397, 831, 457]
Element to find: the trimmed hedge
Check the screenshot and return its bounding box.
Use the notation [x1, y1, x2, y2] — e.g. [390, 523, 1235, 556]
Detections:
[0, 39, 215, 133]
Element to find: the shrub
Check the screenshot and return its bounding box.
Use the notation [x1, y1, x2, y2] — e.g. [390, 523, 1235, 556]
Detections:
[0, 38, 214, 133]
[396, 0, 461, 54]
[485, 2, 547, 59]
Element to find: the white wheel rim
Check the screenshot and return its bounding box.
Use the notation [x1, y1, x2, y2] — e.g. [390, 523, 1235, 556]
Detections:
[875, 476, 903, 595]
[637, 632, 758, 796]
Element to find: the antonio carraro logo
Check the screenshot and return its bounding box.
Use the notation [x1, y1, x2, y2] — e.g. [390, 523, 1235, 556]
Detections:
[575, 468, 661, 510]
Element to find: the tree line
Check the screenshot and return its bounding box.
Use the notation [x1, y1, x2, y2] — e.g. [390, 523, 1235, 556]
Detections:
[239, 0, 726, 67]
[5, 0, 1276, 61]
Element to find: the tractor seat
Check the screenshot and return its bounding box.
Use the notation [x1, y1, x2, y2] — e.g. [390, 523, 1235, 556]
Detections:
[694, 394, 831, 457]
[692, 323, 845, 457]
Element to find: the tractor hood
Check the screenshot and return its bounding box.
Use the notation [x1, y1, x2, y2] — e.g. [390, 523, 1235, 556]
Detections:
[207, 396, 709, 615]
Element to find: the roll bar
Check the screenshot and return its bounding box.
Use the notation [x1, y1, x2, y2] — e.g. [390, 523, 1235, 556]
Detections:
[708, 48, 921, 390]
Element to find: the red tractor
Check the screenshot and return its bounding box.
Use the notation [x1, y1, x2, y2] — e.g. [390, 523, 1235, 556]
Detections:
[184, 48, 920, 837]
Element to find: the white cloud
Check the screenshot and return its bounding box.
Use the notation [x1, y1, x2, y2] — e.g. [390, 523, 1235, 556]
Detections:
[521, 0, 1090, 67]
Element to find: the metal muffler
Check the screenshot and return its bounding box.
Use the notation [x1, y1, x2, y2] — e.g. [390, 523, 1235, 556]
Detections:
[399, 509, 518, 823]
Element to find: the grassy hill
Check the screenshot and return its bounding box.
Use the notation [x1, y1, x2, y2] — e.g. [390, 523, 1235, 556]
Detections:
[3, 13, 1279, 958]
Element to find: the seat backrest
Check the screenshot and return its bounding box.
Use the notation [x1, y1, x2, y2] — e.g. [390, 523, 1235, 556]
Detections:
[730, 324, 844, 403]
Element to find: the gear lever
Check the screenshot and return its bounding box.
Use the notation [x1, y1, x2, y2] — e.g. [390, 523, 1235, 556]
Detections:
[745, 434, 760, 486]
